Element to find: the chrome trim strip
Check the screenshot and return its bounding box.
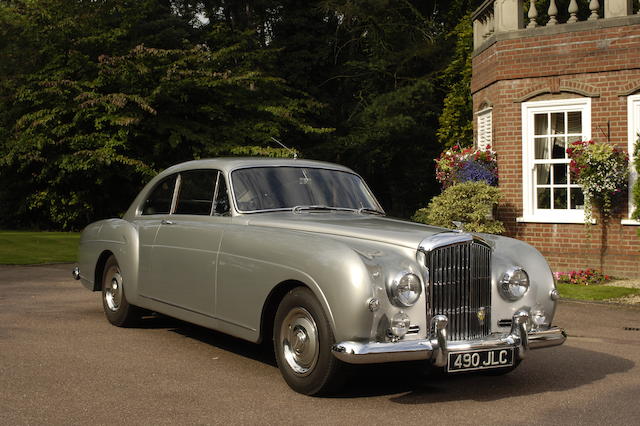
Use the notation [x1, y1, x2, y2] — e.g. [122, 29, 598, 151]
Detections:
[418, 232, 490, 252]
[332, 315, 566, 365]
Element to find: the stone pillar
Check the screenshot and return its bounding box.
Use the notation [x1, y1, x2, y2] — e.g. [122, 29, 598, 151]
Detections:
[494, 0, 523, 32]
[604, 0, 633, 18]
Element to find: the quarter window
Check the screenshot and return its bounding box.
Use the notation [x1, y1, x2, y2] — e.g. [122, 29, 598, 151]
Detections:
[213, 173, 230, 215]
[521, 98, 591, 223]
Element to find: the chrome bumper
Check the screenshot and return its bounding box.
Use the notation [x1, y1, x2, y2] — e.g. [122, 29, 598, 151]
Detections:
[332, 312, 566, 365]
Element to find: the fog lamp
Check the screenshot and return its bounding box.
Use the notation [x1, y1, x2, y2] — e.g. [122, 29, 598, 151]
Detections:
[531, 308, 548, 328]
[390, 311, 411, 339]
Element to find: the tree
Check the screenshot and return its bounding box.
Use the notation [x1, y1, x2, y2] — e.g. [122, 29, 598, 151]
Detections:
[436, 13, 473, 148]
[0, 0, 328, 229]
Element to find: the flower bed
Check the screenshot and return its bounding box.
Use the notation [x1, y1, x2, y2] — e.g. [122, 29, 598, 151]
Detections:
[554, 268, 611, 286]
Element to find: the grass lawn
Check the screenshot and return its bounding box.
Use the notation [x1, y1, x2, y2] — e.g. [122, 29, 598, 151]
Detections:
[557, 282, 640, 301]
[0, 231, 80, 264]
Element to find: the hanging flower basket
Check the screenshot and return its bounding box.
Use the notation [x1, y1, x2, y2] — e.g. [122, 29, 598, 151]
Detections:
[435, 145, 498, 189]
[566, 140, 628, 223]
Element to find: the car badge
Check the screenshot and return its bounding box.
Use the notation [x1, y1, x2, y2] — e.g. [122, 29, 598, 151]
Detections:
[477, 307, 487, 323]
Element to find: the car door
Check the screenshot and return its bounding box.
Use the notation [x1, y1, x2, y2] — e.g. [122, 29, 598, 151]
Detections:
[147, 169, 229, 316]
[135, 173, 179, 288]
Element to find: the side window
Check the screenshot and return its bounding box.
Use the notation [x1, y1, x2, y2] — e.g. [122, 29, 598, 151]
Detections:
[142, 175, 177, 215]
[214, 173, 230, 215]
[174, 170, 217, 215]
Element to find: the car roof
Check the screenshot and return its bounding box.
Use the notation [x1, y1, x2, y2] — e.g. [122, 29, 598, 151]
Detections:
[160, 157, 355, 176]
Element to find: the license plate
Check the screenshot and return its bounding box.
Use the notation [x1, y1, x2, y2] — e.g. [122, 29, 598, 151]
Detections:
[447, 348, 514, 372]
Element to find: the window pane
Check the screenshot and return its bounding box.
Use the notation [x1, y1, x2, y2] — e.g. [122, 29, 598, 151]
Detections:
[142, 175, 177, 215]
[552, 137, 566, 159]
[174, 170, 217, 215]
[567, 135, 581, 145]
[536, 164, 550, 185]
[232, 167, 379, 212]
[535, 138, 549, 159]
[534, 114, 548, 135]
[554, 188, 567, 209]
[567, 111, 582, 133]
[550, 112, 565, 134]
[570, 188, 585, 209]
[537, 188, 551, 209]
[553, 164, 567, 184]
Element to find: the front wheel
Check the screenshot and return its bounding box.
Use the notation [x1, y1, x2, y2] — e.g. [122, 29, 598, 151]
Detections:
[274, 287, 347, 395]
[101, 255, 142, 327]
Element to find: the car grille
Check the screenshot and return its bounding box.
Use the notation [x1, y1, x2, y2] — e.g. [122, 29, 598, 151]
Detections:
[425, 241, 492, 341]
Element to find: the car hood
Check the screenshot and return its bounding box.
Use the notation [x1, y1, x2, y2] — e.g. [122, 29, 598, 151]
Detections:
[243, 212, 450, 249]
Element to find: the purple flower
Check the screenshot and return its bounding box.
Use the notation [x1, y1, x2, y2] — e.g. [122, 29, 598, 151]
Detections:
[455, 159, 498, 186]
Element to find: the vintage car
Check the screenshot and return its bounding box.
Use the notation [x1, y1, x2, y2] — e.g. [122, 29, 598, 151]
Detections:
[74, 158, 566, 395]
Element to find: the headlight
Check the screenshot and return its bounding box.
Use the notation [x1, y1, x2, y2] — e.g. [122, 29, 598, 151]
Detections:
[499, 267, 530, 301]
[389, 272, 422, 307]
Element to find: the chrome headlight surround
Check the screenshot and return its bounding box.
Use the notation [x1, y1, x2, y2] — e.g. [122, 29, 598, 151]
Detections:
[499, 267, 530, 301]
[389, 272, 422, 307]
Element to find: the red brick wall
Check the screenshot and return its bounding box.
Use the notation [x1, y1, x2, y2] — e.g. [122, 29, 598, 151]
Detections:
[472, 23, 640, 278]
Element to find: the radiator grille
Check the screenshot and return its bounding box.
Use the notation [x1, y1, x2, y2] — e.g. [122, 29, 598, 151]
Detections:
[426, 241, 491, 341]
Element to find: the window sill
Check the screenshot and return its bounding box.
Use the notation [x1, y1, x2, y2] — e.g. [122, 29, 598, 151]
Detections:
[516, 216, 595, 224]
[621, 219, 640, 226]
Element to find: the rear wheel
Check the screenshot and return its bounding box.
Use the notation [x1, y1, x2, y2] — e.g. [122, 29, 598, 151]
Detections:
[101, 255, 142, 327]
[273, 287, 347, 395]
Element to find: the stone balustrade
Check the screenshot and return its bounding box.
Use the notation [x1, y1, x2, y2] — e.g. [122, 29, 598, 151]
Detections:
[472, 0, 640, 50]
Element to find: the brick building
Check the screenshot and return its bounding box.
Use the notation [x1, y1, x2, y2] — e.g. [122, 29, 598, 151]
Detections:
[471, 0, 640, 277]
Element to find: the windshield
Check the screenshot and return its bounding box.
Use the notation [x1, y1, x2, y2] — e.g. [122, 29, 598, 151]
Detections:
[231, 167, 382, 213]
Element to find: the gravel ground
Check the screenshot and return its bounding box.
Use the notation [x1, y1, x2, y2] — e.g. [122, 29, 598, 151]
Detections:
[604, 279, 640, 305]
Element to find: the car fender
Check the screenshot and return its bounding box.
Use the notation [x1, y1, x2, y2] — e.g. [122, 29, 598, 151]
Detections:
[217, 224, 379, 343]
[78, 219, 140, 304]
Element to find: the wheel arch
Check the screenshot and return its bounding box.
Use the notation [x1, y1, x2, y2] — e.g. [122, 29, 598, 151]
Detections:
[258, 279, 308, 345]
[93, 250, 115, 291]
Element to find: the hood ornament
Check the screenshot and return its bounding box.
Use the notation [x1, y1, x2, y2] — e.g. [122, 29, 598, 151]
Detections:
[451, 221, 464, 232]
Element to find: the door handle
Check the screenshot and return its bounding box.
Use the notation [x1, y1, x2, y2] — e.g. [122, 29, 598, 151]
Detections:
[161, 219, 175, 225]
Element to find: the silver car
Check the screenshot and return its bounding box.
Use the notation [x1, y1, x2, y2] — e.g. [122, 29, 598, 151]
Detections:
[74, 158, 566, 395]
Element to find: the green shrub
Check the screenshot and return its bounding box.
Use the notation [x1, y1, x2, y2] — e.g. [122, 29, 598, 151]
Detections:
[412, 181, 505, 234]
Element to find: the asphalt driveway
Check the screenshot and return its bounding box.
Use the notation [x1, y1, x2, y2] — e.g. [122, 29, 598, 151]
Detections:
[1, 264, 640, 425]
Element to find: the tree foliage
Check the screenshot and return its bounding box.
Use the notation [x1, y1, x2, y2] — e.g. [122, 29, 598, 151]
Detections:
[0, 0, 483, 229]
[436, 13, 473, 148]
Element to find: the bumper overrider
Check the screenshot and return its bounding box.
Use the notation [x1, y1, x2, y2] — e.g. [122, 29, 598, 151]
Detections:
[332, 311, 566, 366]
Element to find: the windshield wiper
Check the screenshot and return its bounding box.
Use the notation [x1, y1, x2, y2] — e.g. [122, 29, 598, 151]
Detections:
[357, 207, 385, 216]
[292, 205, 357, 214]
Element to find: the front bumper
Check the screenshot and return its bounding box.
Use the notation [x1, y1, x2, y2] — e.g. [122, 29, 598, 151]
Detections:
[332, 311, 566, 366]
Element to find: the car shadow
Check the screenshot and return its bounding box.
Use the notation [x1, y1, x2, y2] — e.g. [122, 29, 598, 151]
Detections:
[132, 315, 634, 401]
[338, 345, 634, 401]
[137, 313, 277, 367]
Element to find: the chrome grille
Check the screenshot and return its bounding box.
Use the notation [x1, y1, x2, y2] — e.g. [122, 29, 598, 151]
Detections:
[426, 241, 491, 341]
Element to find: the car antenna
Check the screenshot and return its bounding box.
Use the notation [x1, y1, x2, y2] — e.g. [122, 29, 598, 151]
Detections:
[270, 137, 298, 159]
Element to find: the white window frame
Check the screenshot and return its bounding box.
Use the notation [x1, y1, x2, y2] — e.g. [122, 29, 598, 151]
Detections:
[476, 107, 492, 151]
[519, 98, 591, 223]
[623, 94, 640, 226]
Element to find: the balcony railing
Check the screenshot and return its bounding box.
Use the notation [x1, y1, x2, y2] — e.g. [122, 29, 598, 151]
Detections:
[472, 0, 640, 50]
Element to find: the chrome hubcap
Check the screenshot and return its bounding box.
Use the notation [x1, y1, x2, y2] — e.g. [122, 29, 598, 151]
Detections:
[104, 266, 123, 312]
[280, 307, 319, 376]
